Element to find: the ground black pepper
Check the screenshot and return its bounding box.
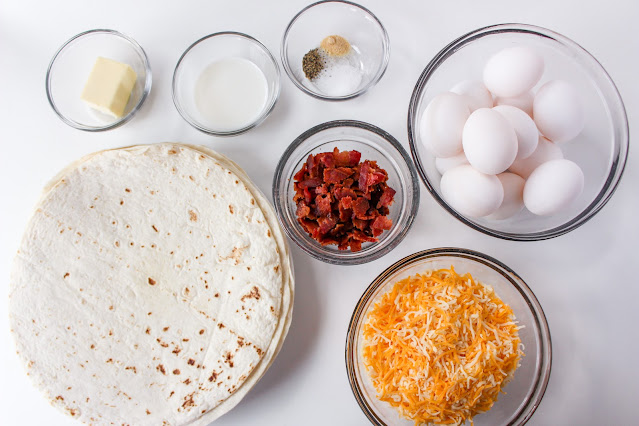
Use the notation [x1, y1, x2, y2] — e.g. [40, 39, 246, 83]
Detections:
[302, 48, 324, 80]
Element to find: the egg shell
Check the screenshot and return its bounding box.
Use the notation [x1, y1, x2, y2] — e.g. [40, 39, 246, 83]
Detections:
[440, 165, 504, 218]
[420, 92, 470, 157]
[523, 159, 584, 216]
[533, 80, 585, 143]
[495, 91, 534, 116]
[483, 46, 544, 98]
[486, 172, 525, 220]
[509, 136, 563, 179]
[435, 152, 470, 175]
[450, 80, 493, 111]
[462, 108, 518, 175]
[493, 105, 539, 160]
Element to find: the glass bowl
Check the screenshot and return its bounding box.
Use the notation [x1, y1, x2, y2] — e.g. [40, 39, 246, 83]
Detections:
[46, 29, 152, 131]
[281, 0, 390, 101]
[272, 120, 419, 265]
[407, 24, 628, 240]
[172, 31, 280, 136]
[346, 248, 552, 425]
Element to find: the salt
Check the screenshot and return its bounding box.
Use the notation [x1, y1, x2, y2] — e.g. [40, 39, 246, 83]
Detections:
[311, 53, 363, 97]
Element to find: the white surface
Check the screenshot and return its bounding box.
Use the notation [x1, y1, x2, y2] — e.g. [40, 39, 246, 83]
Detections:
[0, 1, 637, 425]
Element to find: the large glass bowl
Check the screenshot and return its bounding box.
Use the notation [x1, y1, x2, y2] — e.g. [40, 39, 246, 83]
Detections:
[346, 248, 552, 425]
[408, 24, 628, 240]
[281, 0, 390, 101]
[46, 29, 152, 131]
[272, 120, 419, 265]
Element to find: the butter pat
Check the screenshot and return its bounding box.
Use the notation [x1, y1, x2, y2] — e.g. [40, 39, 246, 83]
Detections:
[80, 57, 137, 118]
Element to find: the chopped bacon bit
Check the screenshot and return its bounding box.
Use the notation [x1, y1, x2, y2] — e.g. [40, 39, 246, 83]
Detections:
[338, 197, 353, 222]
[334, 148, 361, 167]
[377, 186, 396, 209]
[296, 202, 311, 219]
[351, 197, 370, 220]
[299, 178, 323, 189]
[371, 215, 393, 232]
[293, 149, 395, 252]
[315, 194, 332, 216]
[334, 186, 357, 200]
[323, 167, 353, 184]
[352, 218, 369, 230]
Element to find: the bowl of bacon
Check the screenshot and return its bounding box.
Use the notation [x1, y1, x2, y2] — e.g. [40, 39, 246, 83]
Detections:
[272, 120, 420, 265]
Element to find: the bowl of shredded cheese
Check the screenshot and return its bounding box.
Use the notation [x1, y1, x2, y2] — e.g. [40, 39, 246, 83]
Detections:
[346, 248, 551, 426]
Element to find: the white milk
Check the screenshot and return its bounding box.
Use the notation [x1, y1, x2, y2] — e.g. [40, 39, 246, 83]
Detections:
[194, 58, 268, 131]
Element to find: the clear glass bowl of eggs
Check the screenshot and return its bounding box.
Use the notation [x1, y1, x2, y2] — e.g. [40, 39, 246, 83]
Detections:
[408, 24, 628, 240]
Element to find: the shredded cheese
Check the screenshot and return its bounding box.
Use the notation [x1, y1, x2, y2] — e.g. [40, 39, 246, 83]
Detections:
[362, 267, 523, 426]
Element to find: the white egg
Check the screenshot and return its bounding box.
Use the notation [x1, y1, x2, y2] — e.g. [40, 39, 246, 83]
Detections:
[483, 46, 544, 98]
[486, 173, 525, 220]
[493, 105, 538, 160]
[420, 92, 470, 157]
[533, 80, 584, 143]
[441, 165, 504, 218]
[462, 108, 518, 175]
[450, 80, 493, 111]
[523, 159, 584, 215]
[495, 91, 534, 116]
[509, 136, 563, 179]
[435, 152, 469, 175]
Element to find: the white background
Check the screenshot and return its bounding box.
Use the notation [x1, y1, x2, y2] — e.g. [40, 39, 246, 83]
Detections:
[1, 0, 638, 425]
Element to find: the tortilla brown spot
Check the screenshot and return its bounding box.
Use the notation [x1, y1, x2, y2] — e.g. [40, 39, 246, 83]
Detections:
[182, 392, 195, 408]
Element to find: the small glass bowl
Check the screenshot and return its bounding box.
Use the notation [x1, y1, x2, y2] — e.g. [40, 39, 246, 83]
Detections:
[46, 29, 152, 131]
[281, 0, 390, 101]
[346, 248, 552, 425]
[272, 120, 419, 265]
[172, 31, 280, 136]
[408, 24, 628, 241]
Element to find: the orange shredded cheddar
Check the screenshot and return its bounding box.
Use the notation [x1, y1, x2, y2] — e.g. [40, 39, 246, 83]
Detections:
[362, 267, 523, 425]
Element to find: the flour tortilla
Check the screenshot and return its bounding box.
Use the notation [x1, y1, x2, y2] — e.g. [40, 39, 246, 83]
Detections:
[9, 143, 294, 425]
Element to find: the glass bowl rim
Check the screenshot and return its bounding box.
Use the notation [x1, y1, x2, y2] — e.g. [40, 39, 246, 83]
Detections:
[45, 28, 152, 132]
[272, 119, 420, 265]
[171, 30, 281, 137]
[280, 0, 391, 101]
[345, 247, 553, 425]
[407, 23, 629, 241]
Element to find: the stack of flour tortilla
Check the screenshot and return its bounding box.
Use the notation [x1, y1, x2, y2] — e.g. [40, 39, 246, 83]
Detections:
[9, 143, 294, 425]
